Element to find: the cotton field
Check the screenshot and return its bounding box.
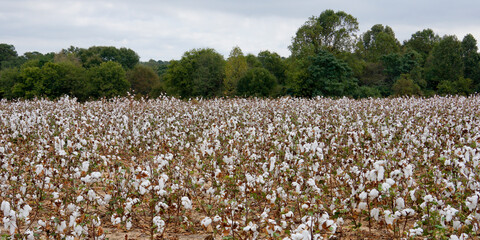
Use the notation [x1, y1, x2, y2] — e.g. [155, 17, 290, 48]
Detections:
[1, 96, 480, 239]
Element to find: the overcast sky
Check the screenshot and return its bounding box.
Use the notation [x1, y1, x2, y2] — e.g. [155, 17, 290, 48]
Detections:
[1, 0, 480, 61]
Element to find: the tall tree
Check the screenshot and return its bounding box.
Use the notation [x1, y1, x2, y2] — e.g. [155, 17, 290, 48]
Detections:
[287, 49, 358, 97]
[126, 65, 160, 96]
[0, 44, 18, 69]
[382, 49, 423, 86]
[461, 34, 480, 83]
[257, 50, 287, 85]
[0, 68, 20, 99]
[77, 46, 139, 69]
[403, 29, 440, 65]
[224, 46, 248, 96]
[359, 24, 400, 62]
[165, 48, 225, 98]
[87, 61, 130, 98]
[289, 10, 359, 57]
[425, 35, 464, 89]
[237, 67, 277, 97]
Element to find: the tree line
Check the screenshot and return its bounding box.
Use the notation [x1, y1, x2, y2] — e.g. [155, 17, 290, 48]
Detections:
[1, 9, 479, 100]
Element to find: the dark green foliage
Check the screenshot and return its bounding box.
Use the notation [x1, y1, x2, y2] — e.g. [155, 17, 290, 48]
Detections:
[141, 60, 170, 77]
[288, 50, 358, 97]
[425, 35, 464, 90]
[257, 51, 287, 85]
[359, 24, 400, 62]
[355, 86, 381, 98]
[461, 34, 480, 85]
[164, 48, 225, 98]
[0, 68, 21, 99]
[237, 67, 277, 97]
[246, 54, 262, 69]
[290, 10, 359, 57]
[437, 77, 474, 96]
[403, 29, 440, 64]
[1, 11, 480, 100]
[382, 50, 422, 84]
[87, 61, 130, 98]
[357, 62, 385, 87]
[77, 46, 139, 69]
[392, 74, 422, 96]
[0, 44, 18, 69]
[127, 65, 160, 96]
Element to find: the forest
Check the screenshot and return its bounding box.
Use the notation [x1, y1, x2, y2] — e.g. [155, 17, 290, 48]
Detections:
[1, 9, 479, 101]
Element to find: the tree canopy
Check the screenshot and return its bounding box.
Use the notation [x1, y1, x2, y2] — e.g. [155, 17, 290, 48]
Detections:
[1, 9, 479, 100]
[289, 10, 359, 57]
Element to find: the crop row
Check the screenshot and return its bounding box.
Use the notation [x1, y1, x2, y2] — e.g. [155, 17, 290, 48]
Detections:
[1, 96, 479, 239]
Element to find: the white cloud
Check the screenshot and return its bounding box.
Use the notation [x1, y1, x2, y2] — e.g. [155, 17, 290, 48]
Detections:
[1, 0, 480, 60]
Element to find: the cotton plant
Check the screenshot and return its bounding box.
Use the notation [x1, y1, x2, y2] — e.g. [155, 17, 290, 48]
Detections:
[1, 95, 480, 239]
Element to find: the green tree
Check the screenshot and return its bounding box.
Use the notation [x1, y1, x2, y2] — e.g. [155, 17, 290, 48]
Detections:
[288, 49, 358, 97]
[0, 68, 21, 99]
[357, 62, 385, 89]
[164, 48, 225, 98]
[461, 34, 480, 84]
[224, 46, 248, 96]
[392, 74, 422, 96]
[0, 44, 18, 69]
[126, 65, 160, 96]
[382, 49, 423, 85]
[87, 61, 129, 98]
[237, 67, 277, 97]
[77, 46, 139, 69]
[403, 29, 440, 65]
[40, 62, 86, 99]
[425, 35, 464, 90]
[437, 77, 474, 96]
[142, 60, 170, 77]
[16, 66, 44, 99]
[245, 54, 262, 68]
[257, 50, 287, 85]
[289, 10, 359, 57]
[358, 24, 400, 61]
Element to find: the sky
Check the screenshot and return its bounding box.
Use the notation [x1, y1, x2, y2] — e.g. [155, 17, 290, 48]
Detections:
[1, 0, 480, 61]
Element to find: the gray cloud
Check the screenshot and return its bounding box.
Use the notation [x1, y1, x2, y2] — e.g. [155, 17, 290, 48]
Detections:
[1, 0, 480, 60]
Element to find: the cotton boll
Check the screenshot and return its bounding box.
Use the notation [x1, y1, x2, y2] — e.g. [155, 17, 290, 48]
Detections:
[453, 220, 462, 230]
[87, 190, 96, 201]
[409, 227, 423, 237]
[25, 229, 34, 240]
[358, 202, 367, 210]
[35, 164, 44, 175]
[466, 194, 478, 211]
[213, 215, 221, 222]
[111, 214, 121, 225]
[81, 161, 89, 172]
[369, 189, 379, 200]
[384, 210, 396, 225]
[377, 166, 385, 181]
[201, 217, 212, 228]
[1, 201, 11, 216]
[370, 208, 379, 221]
[359, 191, 367, 200]
[18, 204, 32, 219]
[410, 189, 417, 201]
[104, 194, 112, 203]
[57, 221, 67, 234]
[153, 216, 165, 232]
[381, 182, 391, 192]
[396, 197, 405, 210]
[181, 196, 192, 210]
[74, 224, 83, 236]
[76, 195, 84, 203]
